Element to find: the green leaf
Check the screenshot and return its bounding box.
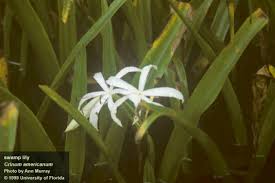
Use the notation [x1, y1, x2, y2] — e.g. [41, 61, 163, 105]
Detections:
[169, 0, 216, 61]
[173, 58, 189, 98]
[66, 50, 87, 183]
[0, 87, 56, 151]
[228, 0, 236, 42]
[37, 0, 127, 120]
[101, 0, 117, 77]
[222, 80, 247, 145]
[136, 2, 191, 87]
[0, 102, 18, 151]
[159, 9, 268, 183]
[6, 0, 60, 83]
[183, 0, 214, 64]
[143, 139, 156, 183]
[135, 112, 163, 143]
[39, 85, 126, 183]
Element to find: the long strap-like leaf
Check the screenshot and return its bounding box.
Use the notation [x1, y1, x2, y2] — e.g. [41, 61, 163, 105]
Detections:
[159, 9, 268, 183]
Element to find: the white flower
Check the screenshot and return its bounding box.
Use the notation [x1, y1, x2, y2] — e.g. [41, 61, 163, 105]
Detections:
[106, 65, 184, 108]
[65, 66, 141, 132]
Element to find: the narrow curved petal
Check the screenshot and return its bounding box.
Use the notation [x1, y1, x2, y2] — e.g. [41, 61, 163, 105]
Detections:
[65, 119, 79, 132]
[93, 72, 109, 91]
[107, 97, 122, 127]
[141, 96, 164, 106]
[138, 65, 157, 91]
[143, 87, 184, 101]
[89, 97, 107, 130]
[79, 91, 105, 108]
[128, 94, 142, 108]
[81, 97, 100, 117]
[115, 66, 141, 78]
[107, 76, 137, 91]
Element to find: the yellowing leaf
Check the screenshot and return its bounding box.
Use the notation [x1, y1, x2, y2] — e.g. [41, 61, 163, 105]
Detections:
[0, 102, 18, 127]
[256, 65, 275, 78]
[0, 102, 18, 151]
[268, 65, 275, 78]
[62, 0, 74, 23]
[0, 57, 8, 86]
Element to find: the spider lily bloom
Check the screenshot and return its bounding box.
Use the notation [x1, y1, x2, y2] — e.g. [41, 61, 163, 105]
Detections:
[106, 65, 184, 108]
[65, 67, 141, 132]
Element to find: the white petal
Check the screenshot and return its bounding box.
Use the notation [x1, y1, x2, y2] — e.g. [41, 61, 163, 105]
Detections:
[79, 91, 105, 108]
[65, 119, 79, 132]
[106, 76, 137, 91]
[143, 87, 184, 101]
[93, 72, 109, 91]
[81, 97, 100, 117]
[107, 97, 122, 127]
[141, 96, 164, 107]
[138, 65, 157, 91]
[89, 97, 107, 130]
[128, 94, 142, 108]
[114, 96, 129, 108]
[115, 66, 141, 78]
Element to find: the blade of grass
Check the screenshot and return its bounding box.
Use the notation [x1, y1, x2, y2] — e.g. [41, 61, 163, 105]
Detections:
[173, 58, 189, 98]
[135, 2, 191, 86]
[0, 87, 56, 151]
[0, 102, 18, 152]
[143, 135, 156, 183]
[159, 9, 268, 183]
[6, 0, 60, 83]
[228, 0, 235, 42]
[66, 50, 87, 183]
[37, 0, 127, 120]
[101, 0, 117, 77]
[183, 0, 214, 64]
[169, 0, 216, 61]
[39, 85, 126, 183]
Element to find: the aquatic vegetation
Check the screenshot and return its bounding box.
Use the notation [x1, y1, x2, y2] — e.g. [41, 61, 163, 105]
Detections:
[1, 0, 275, 182]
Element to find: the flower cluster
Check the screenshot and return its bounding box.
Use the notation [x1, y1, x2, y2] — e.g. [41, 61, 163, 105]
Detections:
[65, 65, 184, 132]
